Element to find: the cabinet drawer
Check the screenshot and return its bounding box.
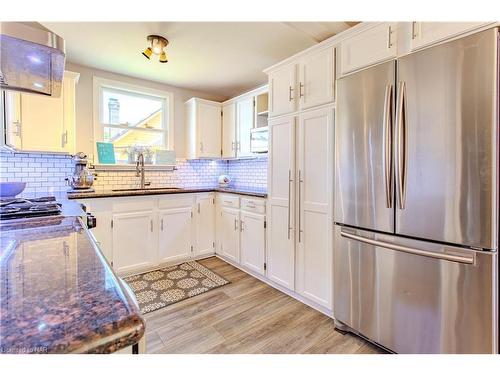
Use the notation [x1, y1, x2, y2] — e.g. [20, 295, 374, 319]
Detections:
[113, 198, 155, 213]
[241, 197, 266, 214]
[217, 194, 240, 208]
[158, 194, 194, 209]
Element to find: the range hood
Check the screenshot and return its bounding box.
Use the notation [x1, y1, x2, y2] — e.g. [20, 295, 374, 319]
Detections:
[0, 22, 65, 97]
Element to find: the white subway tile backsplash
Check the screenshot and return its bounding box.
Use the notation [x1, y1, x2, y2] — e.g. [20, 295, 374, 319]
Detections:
[0, 151, 268, 195]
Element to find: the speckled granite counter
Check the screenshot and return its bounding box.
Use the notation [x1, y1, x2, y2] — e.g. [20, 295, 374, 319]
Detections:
[67, 186, 267, 200]
[0, 216, 145, 354]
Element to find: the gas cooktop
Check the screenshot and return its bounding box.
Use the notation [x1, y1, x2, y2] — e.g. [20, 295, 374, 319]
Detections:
[0, 196, 62, 221]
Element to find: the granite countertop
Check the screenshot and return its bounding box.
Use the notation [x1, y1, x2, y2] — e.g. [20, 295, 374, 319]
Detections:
[0, 216, 145, 354]
[67, 186, 268, 200]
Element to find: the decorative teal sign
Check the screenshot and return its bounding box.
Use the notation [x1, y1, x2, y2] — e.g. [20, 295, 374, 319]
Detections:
[96, 142, 116, 164]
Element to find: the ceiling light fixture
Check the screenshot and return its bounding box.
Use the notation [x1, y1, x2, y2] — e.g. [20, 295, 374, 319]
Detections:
[142, 35, 169, 63]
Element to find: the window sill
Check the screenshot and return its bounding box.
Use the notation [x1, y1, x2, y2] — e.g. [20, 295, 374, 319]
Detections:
[92, 164, 177, 171]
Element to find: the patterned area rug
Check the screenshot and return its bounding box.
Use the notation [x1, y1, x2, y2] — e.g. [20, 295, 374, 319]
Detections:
[123, 261, 230, 314]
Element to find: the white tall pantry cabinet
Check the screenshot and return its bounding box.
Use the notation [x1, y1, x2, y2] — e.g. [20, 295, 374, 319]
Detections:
[266, 43, 335, 311]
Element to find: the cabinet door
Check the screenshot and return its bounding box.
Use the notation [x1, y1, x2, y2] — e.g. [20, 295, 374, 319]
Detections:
[220, 207, 240, 263]
[269, 63, 297, 117]
[198, 101, 222, 158]
[78, 199, 113, 263]
[19, 89, 65, 152]
[410, 22, 491, 51]
[159, 207, 193, 264]
[299, 47, 335, 110]
[2, 91, 23, 149]
[296, 107, 333, 309]
[222, 102, 236, 158]
[195, 194, 215, 256]
[340, 23, 397, 75]
[112, 211, 156, 274]
[267, 115, 296, 290]
[240, 211, 266, 275]
[236, 96, 254, 157]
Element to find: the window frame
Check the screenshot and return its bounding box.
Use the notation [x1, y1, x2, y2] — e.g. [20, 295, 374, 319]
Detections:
[92, 76, 174, 165]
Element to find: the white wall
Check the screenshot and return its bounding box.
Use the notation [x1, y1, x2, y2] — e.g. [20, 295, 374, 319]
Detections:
[66, 62, 226, 160]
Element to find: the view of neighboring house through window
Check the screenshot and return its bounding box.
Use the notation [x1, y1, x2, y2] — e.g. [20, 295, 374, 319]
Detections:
[98, 84, 170, 164]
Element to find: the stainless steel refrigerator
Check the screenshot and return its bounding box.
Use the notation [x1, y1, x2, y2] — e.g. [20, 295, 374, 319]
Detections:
[334, 28, 498, 353]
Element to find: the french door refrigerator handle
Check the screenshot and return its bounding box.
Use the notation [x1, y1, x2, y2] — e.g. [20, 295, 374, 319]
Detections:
[340, 229, 475, 264]
[396, 80, 407, 209]
[383, 83, 393, 208]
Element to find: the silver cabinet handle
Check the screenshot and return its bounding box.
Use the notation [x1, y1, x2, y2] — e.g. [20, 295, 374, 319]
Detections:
[240, 220, 244, 232]
[246, 204, 256, 209]
[288, 86, 294, 102]
[298, 169, 303, 242]
[288, 169, 292, 240]
[200, 142, 203, 152]
[396, 81, 408, 209]
[12, 121, 22, 137]
[231, 141, 235, 151]
[340, 230, 474, 265]
[161, 218, 164, 231]
[234, 218, 238, 231]
[299, 82, 304, 98]
[150, 219, 153, 232]
[388, 26, 394, 48]
[383, 84, 393, 209]
[224, 200, 232, 205]
[197, 203, 201, 213]
[411, 22, 418, 39]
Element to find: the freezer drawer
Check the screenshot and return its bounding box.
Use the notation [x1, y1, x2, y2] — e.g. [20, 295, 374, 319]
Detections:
[334, 225, 498, 353]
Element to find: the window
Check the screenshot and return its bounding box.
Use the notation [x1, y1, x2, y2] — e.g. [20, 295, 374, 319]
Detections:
[93, 77, 174, 165]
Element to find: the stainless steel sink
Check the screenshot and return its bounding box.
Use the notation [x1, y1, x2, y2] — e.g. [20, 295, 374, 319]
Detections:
[112, 187, 180, 192]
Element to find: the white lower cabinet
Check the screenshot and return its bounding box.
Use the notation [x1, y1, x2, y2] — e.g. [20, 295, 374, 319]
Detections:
[240, 210, 266, 275]
[158, 207, 193, 264]
[112, 211, 156, 274]
[220, 206, 240, 263]
[194, 193, 216, 256]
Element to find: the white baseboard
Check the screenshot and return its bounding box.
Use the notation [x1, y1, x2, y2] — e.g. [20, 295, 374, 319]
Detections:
[215, 254, 334, 318]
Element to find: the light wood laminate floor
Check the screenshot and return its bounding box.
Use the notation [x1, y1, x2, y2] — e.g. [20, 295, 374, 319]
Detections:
[144, 257, 385, 354]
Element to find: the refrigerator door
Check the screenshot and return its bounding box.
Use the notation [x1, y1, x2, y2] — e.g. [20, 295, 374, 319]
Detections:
[335, 61, 395, 233]
[334, 225, 498, 354]
[395, 28, 498, 249]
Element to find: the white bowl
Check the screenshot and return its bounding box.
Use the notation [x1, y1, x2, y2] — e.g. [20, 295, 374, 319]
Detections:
[0, 182, 27, 198]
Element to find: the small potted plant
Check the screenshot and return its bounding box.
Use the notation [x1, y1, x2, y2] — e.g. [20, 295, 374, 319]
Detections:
[144, 147, 154, 164]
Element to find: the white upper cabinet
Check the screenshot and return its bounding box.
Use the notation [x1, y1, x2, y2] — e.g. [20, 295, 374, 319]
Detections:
[2, 71, 79, 153]
[185, 98, 222, 159]
[194, 193, 215, 256]
[236, 96, 254, 158]
[299, 47, 335, 110]
[409, 22, 492, 51]
[269, 63, 297, 117]
[340, 22, 397, 75]
[222, 102, 236, 158]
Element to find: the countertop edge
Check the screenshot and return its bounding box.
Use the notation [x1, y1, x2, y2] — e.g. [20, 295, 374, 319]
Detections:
[67, 187, 267, 200]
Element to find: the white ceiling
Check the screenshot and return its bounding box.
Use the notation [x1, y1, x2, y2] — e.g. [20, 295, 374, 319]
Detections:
[42, 22, 356, 99]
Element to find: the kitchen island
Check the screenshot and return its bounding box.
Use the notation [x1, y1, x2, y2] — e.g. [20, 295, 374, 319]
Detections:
[0, 215, 145, 354]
